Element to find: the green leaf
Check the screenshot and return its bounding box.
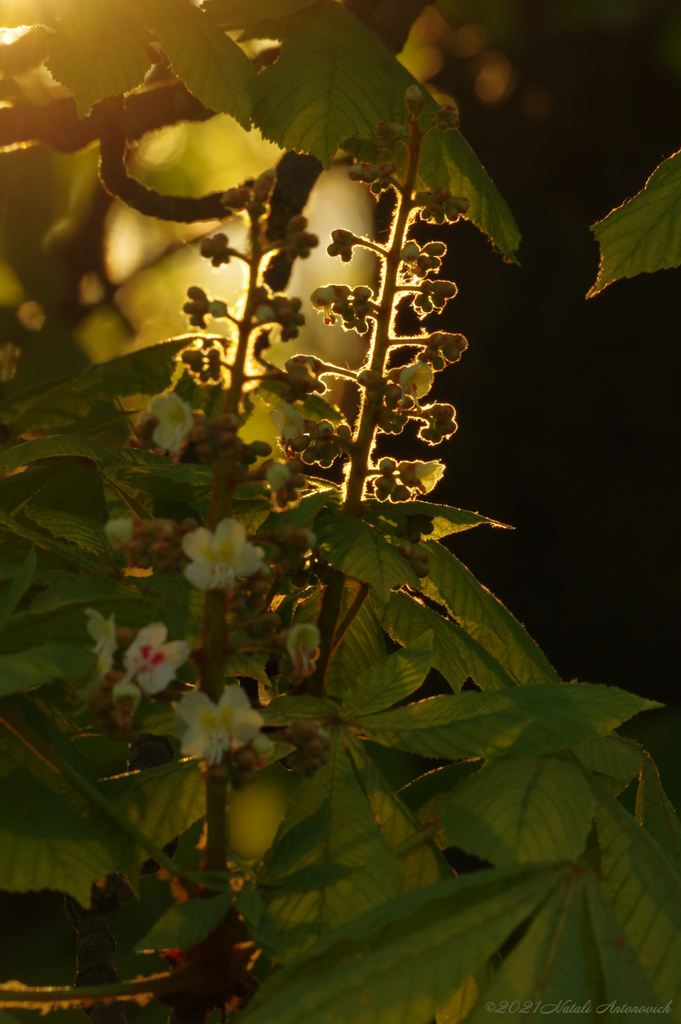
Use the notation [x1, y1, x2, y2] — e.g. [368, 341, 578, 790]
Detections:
[573, 734, 644, 788]
[264, 729, 403, 957]
[252, 0, 519, 261]
[593, 774, 681, 1006]
[441, 756, 594, 866]
[147, 0, 260, 129]
[326, 589, 386, 701]
[234, 881, 283, 957]
[262, 486, 340, 532]
[261, 695, 333, 726]
[0, 546, 35, 630]
[102, 759, 205, 879]
[241, 866, 561, 1024]
[0, 340, 188, 435]
[436, 964, 492, 1024]
[0, 645, 96, 698]
[465, 870, 662, 1021]
[380, 591, 518, 693]
[24, 506, 113, 563]
[262, 862, 358, 894]
[0, 506, 114, 575]
[205, 0, 318, 26]
[46, 0, 151, 117]
[136, 891, 232, 952]
[366, 500, 507, 541]
[0, 764, 118, 905]
[588, 149, 681, 297]
[346, 736, 445, 892]
[315, 512, 419, 601]
[260, 801, 330, 881]
[635, 752, 681, 868]
[419, 540, 561, 686]
[399, 762, 481, 815]
[342, 633, 433, 717]
[360, 684, 660, 761]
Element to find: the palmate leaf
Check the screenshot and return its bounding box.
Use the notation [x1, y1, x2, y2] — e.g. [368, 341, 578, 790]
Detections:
[441, 755, 594, 867]
[46, 0, 151, 117]
[342, 633, 433, 717]
[359, 684, 659, 761]
[251, 0, 520, 262]
[260, 802, 331, 881]
[0, 506, 113, 575]
[464, 870, 663, 1022]
[25, 507, 114, 564]
[315, 512, 419, 601]
[136, 891, 233, 952]
[0, 645, 95, 698]
[588, 149, 681, 297]
[592, 775, 681, 1006]
[419, 540, 561, 686]
[0, 459, 109, 528]
[263, 729, 404, 958]
[242, 865, 561, 1024]
[147, 0, 261, 129]
[345, 736, 445, 892]
[0, 547, 35, 631]
[0, 340, 188, 436]
[380, 591, 517, 693]
[635, 752, 681, 869]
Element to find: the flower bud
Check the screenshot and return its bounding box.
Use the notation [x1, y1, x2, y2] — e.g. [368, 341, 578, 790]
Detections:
[404, 84, 425, 118]
[434, 103, 460, 131]
[105, 518, 134, 547]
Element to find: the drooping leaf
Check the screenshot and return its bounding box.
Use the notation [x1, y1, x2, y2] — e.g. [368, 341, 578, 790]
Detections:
[0, 546, 35, 631]
[419, 540, 561, 686]
[0, 340, 187, 435]
[380, 591, 517, 693]
[147, 0, 261, 129]
[635, 752, 681, 868]
[136, 892, 233, 952]
[315, 512, 419, 600]
[0, 645, 96, 698]
[360, 684, 659, 761]
[46, 0, 151, 117]
[241, 865, 562, 1024]
[251, 0, 520, 261]
[441, 756, 594, 866]
[588, 149, 681, 297]
[593, 774, 681, 1006]
[342, 632, 433, 717]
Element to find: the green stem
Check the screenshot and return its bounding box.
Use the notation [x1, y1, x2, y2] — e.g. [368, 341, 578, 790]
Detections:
[0, 973, 201, 1008]
[344, 124, 422, 517]
[391, 817, 443, 858]
[200, 213, 264, 873]
[0, 702, 184, 882]
[308, 569, 345, 694]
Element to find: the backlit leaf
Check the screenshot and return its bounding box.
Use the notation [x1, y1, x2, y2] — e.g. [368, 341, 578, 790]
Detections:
[315, 512, 419, 600]
[136, 892, 232, 952]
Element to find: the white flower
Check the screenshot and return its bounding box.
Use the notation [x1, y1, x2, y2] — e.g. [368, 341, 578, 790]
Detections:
[111, 678, 142, 713]
[174, 685, 264, 765]
[270, 402, 305, 442]
[266, 462, 291, 490]
[399, 362, 434, 399]
[123, 623, 190, 695]
[287, 622, 321, 677]
[85, 608, 117, 678]
[104, 518, 134, 548]
[182, 517, 265, 591]
[147, 392, 194, 454]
